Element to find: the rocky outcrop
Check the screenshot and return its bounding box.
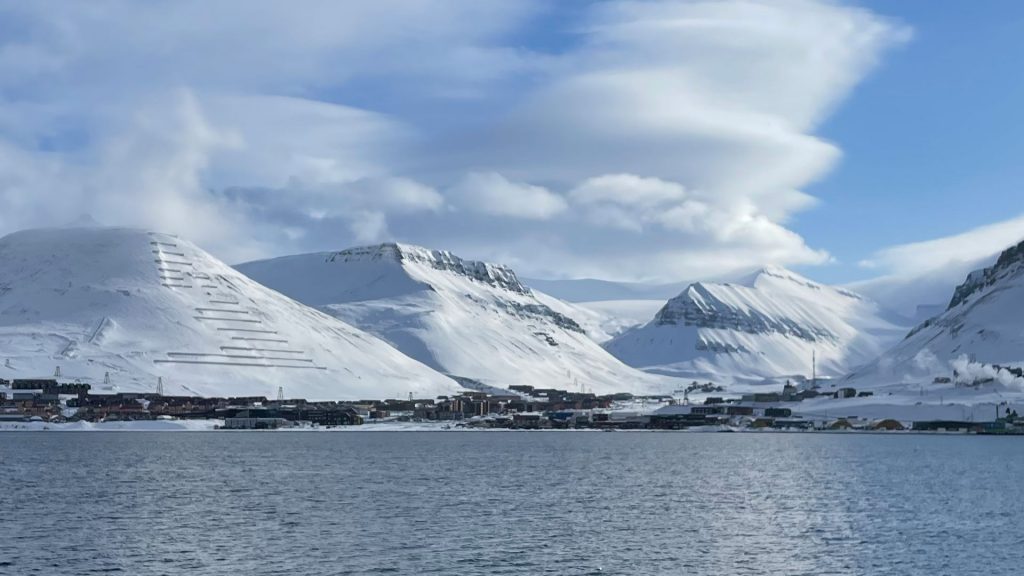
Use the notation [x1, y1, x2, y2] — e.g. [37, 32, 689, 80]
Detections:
[328, 243, 531, 295]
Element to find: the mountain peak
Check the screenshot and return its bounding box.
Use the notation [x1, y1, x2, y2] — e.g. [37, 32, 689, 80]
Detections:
[947, 238, 1024, 310]
[733, 265, 817, 289]
[329, 242, 531, 295]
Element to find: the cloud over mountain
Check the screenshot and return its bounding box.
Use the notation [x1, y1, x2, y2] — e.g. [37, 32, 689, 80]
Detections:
[0, 0, 909, 279]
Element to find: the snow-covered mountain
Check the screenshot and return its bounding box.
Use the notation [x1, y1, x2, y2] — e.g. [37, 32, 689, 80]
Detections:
[847, 239, 1024, 389]
[603, 266, 910, 385]
[236, 243, 670, 394]
[0, 227, 461, 400]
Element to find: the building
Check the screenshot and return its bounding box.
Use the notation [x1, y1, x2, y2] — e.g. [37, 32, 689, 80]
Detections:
[911, 420, 982, 432]
[222, 416, 291, 429]
[11, 379, 58, 390]
[649, 406, 711, 430]
[772, 418, 813, 430]
[511, 413, 545, 429]
[764, 407, 792, 418]
[741, 392, 782, 403]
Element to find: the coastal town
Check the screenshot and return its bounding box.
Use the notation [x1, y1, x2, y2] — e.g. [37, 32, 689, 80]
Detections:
[3, 376, 1023, 434]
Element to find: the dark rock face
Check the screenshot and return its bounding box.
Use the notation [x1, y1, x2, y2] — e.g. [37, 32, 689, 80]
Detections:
[947, 239, 1024, 310]
[654, 283, 834, 342]
[329, 243, 531, 295]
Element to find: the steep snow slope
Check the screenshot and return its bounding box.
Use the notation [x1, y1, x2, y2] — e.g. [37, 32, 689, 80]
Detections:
[237, 244, 670, 394]
[604, 266, 910, 384]
[848, 239, 1024, 389]
[0, 228, 460, 400]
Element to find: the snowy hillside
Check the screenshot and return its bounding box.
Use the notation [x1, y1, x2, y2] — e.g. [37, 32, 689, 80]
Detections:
[848, 239, 1024, 390]
[604, 266, 910, 384]
[237, 244, 671, 394]
[0, 227, 461, 400]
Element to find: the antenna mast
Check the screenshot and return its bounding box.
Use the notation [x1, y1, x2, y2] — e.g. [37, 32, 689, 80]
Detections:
[812, 350, 817, 388]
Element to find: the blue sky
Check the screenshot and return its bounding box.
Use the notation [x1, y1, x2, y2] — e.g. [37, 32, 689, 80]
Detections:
[0, 0, 1021, 288]
[800, 0, 1024, 283]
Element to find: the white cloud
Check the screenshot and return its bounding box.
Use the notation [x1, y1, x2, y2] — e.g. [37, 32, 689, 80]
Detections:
[860, 214, 1024, 276]
[482, 0, 910, 198]
[200, 94, 413, 188]
[0, 90, 271, 262]
[349, 211, 390, 244]
[0, 0, 909, 280]
[448, 172, 566, 220]
[565, 173, 828, 272]
[570, 174, 691, 232]
[848, 215, 1024, 315]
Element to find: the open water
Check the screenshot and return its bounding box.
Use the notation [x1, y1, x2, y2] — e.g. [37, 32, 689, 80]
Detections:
[2, 431, 1023, 575]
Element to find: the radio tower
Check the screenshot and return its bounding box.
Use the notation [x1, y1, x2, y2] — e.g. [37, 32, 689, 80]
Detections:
[277, 386, 285, 402]
[812, 350, 817, 388]
[104, 372, 111, 386]
[156, 376, 164, 396]
[54, 365, 61, 378]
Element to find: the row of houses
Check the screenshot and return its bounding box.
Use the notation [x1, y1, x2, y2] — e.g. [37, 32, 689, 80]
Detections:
[0, 378, 629, 427]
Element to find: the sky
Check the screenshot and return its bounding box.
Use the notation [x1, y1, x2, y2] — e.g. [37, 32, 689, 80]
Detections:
[0, 0, 1021, 288]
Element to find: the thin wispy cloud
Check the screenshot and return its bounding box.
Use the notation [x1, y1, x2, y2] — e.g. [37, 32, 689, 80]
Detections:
[860, 214, 1024, 277]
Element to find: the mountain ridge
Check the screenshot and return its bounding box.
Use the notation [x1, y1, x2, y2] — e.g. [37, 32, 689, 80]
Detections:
[237, 242, 672, 394]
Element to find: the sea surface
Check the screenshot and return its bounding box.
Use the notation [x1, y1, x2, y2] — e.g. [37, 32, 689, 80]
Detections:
[2, 431, 1023, 575]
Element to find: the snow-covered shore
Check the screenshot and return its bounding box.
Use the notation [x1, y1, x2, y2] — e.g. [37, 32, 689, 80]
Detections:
[0, 419, 223, 432]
